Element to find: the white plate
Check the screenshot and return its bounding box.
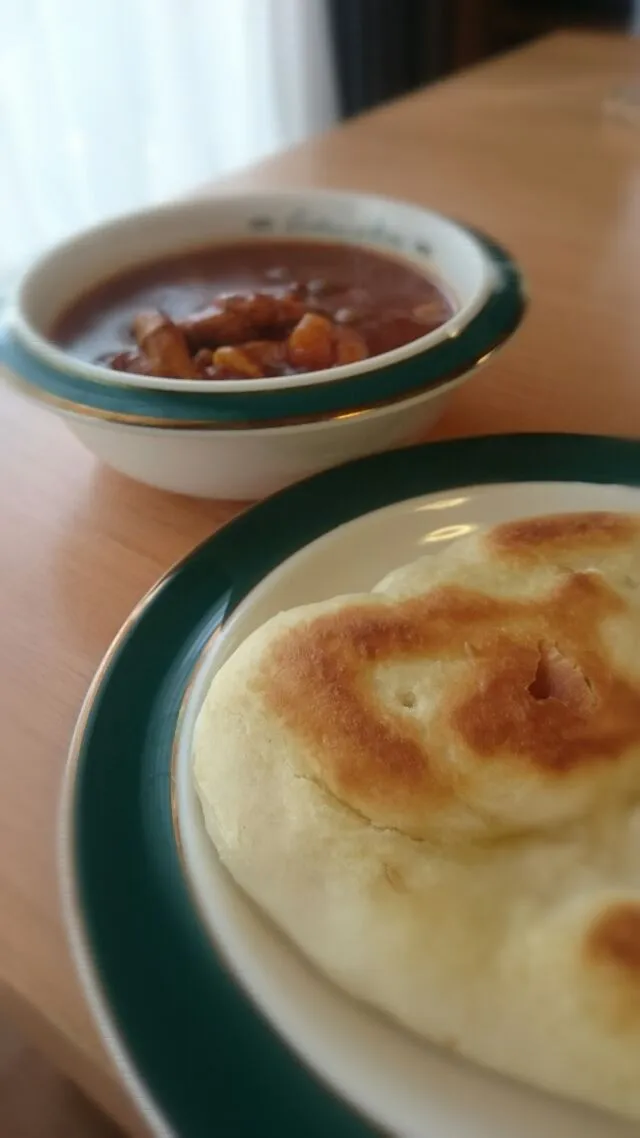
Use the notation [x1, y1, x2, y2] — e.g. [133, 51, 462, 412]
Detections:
[175, 480, 640, 1138]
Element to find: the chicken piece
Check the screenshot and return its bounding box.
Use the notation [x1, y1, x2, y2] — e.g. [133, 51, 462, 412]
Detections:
[193, 348, 214, 378]
[212, 346, 264, 379]
[287, 313, 336, 372]
[133, 310, 198, 379]
[334, 325, 368, 365]
[107, 350, 154, 375]
[224, 291, 306, 334]
[179, 291, 305, 350]
[225, 293, 280, 326]
[271, 291, 306, 326]
[179, 303, 249, 349]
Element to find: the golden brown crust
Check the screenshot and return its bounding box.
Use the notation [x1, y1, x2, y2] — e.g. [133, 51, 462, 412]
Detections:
[584, 904, 640, 1030]
[489, 512, 640, 560]
[259, 569, 640, 836]
[262, 604, 437, 824]
[452, 574, 634, 772]
[587, 904, 640, 976]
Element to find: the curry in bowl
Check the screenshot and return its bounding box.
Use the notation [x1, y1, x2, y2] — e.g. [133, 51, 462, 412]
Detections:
[52, 239, 454, 381]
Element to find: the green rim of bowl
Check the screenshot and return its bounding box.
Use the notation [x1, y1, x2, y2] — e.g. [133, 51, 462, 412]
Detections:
[7, 233, 524, 427]
[62, 433, 640, 1137]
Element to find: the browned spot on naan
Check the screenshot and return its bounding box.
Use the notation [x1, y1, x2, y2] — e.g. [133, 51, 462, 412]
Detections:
[490, 512, 640, 561]
[259, 563, 640, 835]
[587, 904, 640, 975]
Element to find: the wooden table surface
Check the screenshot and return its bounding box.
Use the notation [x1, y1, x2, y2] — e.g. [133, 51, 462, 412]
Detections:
[2, 30, 640, 1135]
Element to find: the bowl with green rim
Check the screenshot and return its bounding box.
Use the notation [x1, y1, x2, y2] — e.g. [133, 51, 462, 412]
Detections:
[0, 191, 526, 497]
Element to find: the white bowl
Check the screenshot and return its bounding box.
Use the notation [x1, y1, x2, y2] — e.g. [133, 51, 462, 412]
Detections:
[60, 380, 461, 499]
[1, 190, 525, 498]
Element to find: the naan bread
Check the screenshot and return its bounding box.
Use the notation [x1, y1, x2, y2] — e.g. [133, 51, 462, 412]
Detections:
[193, 512, 640, 1120]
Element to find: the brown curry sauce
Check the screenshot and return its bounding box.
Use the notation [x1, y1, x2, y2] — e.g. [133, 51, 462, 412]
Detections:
[52, 239, 454, 381]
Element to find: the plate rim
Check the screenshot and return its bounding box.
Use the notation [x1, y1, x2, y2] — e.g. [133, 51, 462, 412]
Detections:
[58, 432, 640, 1138]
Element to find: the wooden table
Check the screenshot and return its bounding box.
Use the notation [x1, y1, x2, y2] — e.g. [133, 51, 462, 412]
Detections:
[2, 30, 640, 1135]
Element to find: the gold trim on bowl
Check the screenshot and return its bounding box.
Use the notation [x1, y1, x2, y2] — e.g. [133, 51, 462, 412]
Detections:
[10, 330, 509, 432]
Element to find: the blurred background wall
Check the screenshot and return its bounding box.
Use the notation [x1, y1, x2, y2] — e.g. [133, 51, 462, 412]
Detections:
[329, 0, 633, 116]
[0, 0, 634, 294]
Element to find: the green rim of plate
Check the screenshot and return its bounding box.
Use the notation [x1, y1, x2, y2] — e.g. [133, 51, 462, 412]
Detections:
[5, 232, 525, 427]
[67, 433, 640, 1138]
